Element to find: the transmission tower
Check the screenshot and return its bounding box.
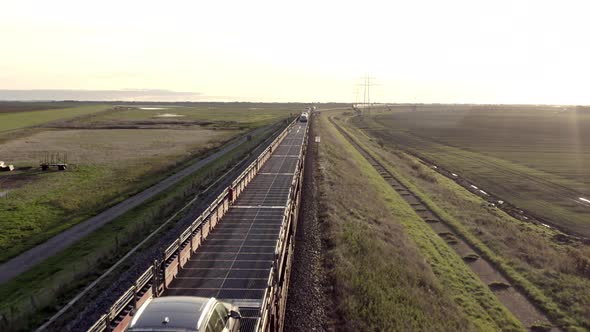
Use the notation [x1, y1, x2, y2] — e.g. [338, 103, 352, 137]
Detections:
[356, 75, 378, 116]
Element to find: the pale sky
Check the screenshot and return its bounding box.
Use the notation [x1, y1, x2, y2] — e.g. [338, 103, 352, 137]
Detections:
[1, 0, 589, 104]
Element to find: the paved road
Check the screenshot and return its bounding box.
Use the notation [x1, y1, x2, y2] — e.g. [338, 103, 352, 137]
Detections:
[0, 126, 269, 284]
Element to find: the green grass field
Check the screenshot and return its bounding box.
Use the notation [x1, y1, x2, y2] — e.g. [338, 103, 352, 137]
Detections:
[0, 128, 236, 262]
[353, 105, 590, 238]
[0, 104, 110, 132]
[318, 112, 522, 331]
[0, 101, 83, 113]
[78, 104, 298, 129]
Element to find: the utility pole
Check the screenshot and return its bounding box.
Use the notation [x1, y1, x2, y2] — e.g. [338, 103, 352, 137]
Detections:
[359, 75, 377, 116]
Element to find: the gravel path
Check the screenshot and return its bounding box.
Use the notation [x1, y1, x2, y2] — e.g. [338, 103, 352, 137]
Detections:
[284, 117, 330, 331]
[0, 127, 266, 285]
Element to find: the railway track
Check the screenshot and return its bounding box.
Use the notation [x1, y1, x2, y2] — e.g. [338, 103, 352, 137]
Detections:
[328, 116, 557, 331]
[84, 118, 308, 332]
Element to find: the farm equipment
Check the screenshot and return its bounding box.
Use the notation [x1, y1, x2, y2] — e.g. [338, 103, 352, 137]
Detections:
[0, 161, 14, 172]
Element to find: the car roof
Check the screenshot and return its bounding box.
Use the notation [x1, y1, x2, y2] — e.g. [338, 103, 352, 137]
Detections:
[128, 296, 213, 332]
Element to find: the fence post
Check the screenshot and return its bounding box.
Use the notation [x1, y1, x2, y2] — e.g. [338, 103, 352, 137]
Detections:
[132, 285, 138, 311]
[152, 260, 159, 297]
[161, 251, 168, 292]
[177, 239, 181, 270]
[190, 228, 194, 253]
[105, 310, 113, 332]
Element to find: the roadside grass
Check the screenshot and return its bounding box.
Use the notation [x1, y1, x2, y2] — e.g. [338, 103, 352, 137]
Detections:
[0, 121, 284, 331]
[0, 105, 110, 132]
[354, 106, 590, 238]
[318, 113, 522, 331]
[0, 128, 238, 263]
[345, 115, 590, 330]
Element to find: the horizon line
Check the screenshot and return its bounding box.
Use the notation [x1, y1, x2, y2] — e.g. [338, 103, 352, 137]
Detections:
[0, 99, 588, 107]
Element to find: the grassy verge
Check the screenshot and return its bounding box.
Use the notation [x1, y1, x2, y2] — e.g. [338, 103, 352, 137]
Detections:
[318, 113, 522, 331]
[342, 115, 589, 330]
[0, 121, 286, 331]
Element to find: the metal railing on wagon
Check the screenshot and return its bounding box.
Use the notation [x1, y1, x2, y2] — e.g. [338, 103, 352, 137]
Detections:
[86, 119, 298, 332]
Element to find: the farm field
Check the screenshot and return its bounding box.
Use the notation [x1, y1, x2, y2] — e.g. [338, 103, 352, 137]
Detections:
[353, 105, 590, 238]
[0, 101, 84, 114]
[0, 102, 293, 263]
[0, 104, 111, 132]
[343, 107, 590, 329]
[315, 110, 523, 331]
[72, 103, 299, 130]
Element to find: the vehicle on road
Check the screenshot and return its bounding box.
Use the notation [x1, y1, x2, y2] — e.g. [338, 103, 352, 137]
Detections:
[127, 296, 241, 332]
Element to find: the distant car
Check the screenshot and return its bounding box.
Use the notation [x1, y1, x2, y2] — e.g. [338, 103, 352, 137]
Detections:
[127, 296, 241, 332]
[300, 112, 309, 122]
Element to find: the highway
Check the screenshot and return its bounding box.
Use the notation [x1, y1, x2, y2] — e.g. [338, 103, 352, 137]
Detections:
[163, 121, 308, 330]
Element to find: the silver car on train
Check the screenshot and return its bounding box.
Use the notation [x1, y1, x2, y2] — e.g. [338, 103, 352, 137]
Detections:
[126, 296, 241, 332]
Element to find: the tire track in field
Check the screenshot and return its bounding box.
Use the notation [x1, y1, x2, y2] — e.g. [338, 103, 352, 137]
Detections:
[358, 115, 586, 199]
[354, 116, 590, 237]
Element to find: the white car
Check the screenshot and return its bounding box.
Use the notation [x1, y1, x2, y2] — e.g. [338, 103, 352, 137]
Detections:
[300, 112, 309, 122]
[127, 296, 241, 332]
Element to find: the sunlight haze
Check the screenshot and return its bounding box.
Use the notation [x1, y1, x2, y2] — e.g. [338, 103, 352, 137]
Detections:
[1, 0, 589, 104]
